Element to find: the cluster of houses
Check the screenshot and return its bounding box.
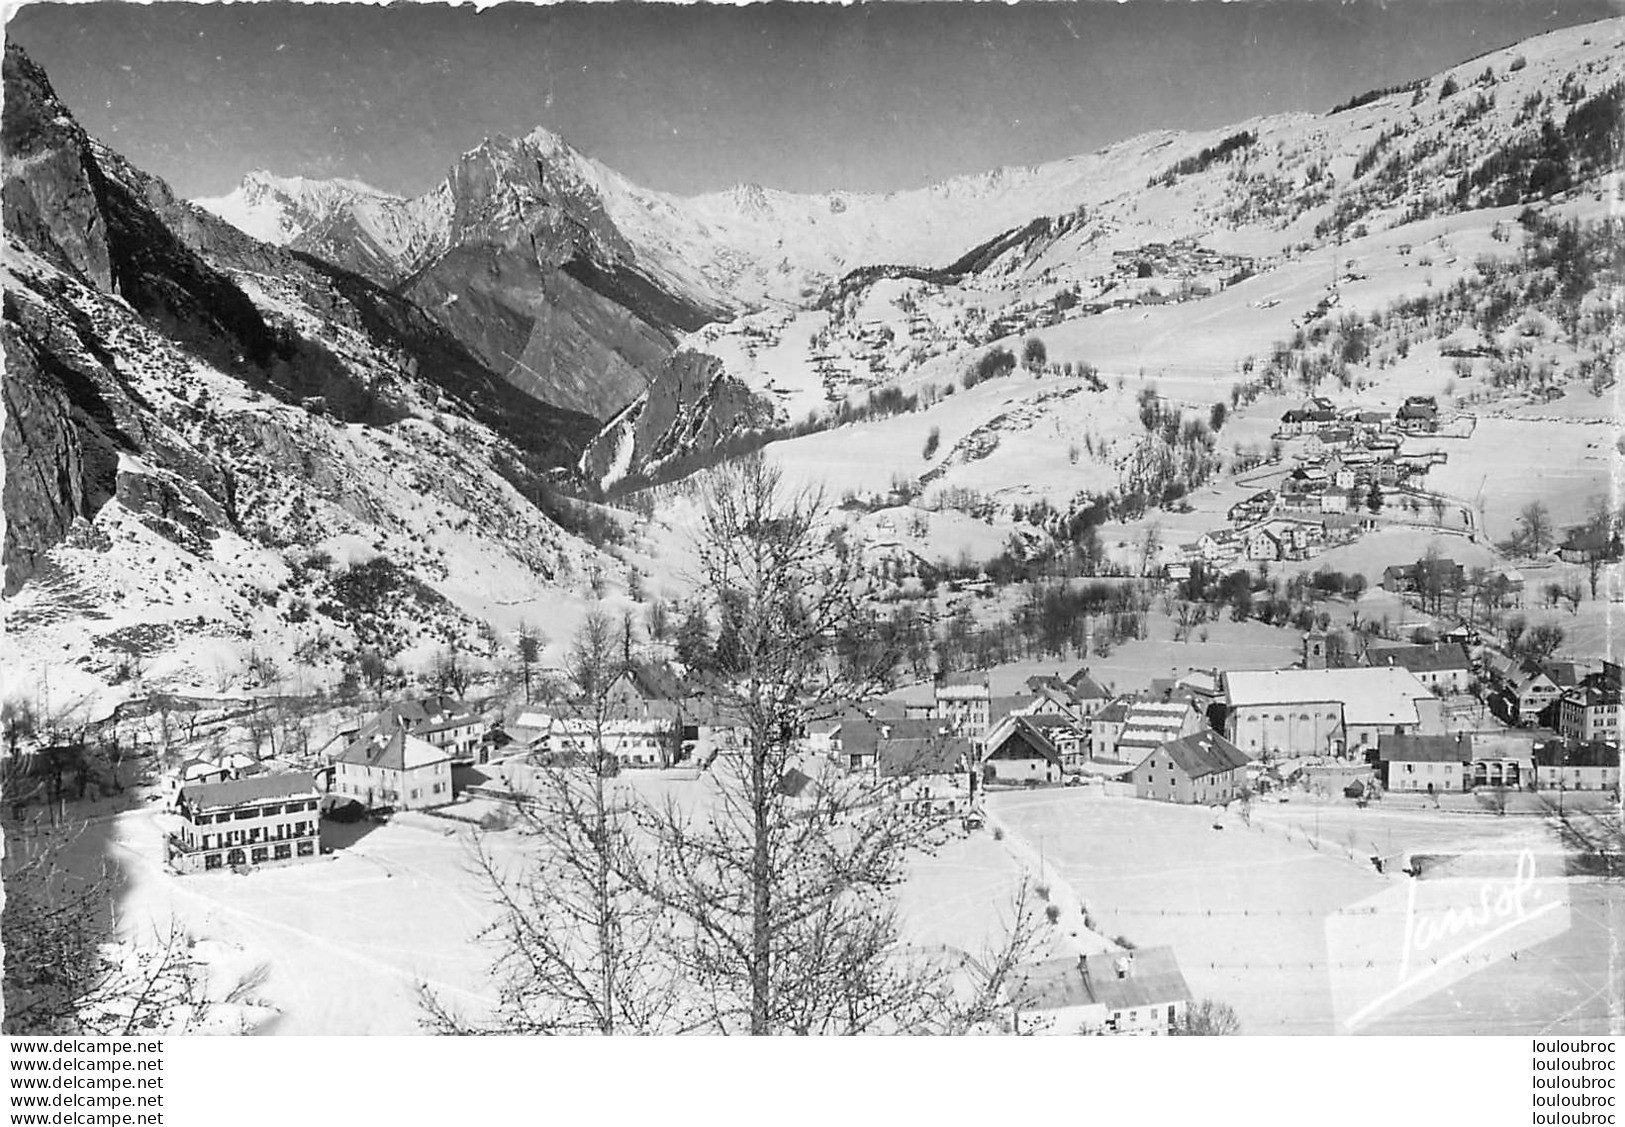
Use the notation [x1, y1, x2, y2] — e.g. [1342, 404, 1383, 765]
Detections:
[1180, 396, 1452, 570]
[160, 625, 1622, 882]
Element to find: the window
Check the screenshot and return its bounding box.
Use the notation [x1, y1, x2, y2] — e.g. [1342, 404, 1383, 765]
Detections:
[297, 841, 315, 856]
[273, 844, 292, 860]
[204, 854, 223, 870]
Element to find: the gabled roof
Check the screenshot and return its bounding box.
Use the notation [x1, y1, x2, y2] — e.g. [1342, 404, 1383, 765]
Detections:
[1368, 642, 1471, 675]
[1093, 699, 1131, 724]
[877, 735, 972, 778]
[1064, 668, 1111, 700]
[179, 771, 319, 810]
[1012, 947, 1192, 1015]
[838, 716, 945, 757]
[986, 717, 1062, 767]
[1532, 739, 1620, 770]
[1377, 733, 1471, 764]
[1156, 731, 1252, 779]
[937, 670, 990, 691]
[336, 729, 452, 773]
[990, 694, 1038, 724]
[623, 661, 686, 702]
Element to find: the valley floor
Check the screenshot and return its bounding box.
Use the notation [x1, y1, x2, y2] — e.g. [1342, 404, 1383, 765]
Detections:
[987, 789, 1621, 1035]
[65, 768, 1621, 1036]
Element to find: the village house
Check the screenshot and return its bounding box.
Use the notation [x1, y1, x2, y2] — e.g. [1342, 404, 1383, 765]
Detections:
[1222, 664, 1442, 760]
[1396, 396, 1439, 432]
[982, 715, 1063, 784]
[1227, 490, 1276, 524]
[1284, 464, 1330, 494]
[1366, 642, 1472, 694]
[1195, 528, 1242, 564]
[1306, 427, 1357, 457]
[1556, 681, 1622, 743]
[1020, 713, 1090, 769]
[333, 729, 454, 810]
[1088, 698, 1132, 762]
[549, 712, 680, 769]
[877, 734, 974, 816]
[1319, 486, 1352, 515]
[1112, 697, 1208, 767]
[342, 695, 484, 763]
[168, 772, 322, 873]
[1246, 525, 1284, 562]
[1375, 733, 1471, 794]
[1485, 660, 1562, 727]
[1531, 739, 1620, 793]
[1133, 730, 1252, 805]
[1010, 948, 1193, 1036]
[602, 661, 687, 714]
[934, 670, 993, 738]
[1558, 526, 1620, 564]
[835, 715, 946, 773]
[1065, 668, 1113, 715]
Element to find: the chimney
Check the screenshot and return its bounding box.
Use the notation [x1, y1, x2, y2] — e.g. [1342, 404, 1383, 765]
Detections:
[1115, 954, 1134, 979]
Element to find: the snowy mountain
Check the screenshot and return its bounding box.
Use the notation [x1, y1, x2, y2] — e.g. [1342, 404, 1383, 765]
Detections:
[587, 18, 1625, 489]
[1, 43, 616, 713]
[204, 21, 1622, 490]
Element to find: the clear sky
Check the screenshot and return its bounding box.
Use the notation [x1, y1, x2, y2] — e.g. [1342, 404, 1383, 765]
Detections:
[7, 0, 1620, 200]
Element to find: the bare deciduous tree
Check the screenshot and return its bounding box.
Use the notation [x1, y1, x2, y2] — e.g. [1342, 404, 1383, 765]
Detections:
[421, 611, 681, 1034]
[626, 458, 1036, 1033]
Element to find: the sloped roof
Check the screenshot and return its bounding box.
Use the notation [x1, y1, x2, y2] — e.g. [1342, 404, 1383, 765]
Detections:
[778, 767, 815, 798]
[1093, 699, 1131, 724]
[1376, 733, 1471, 764]
[624, 661, 686, 702]
[877, 736, 971, 778]
[1532, 739, 1620, 769]
[415, 712, 482, 736]
[1223, 667, 1432, 726]
[1157, 731, 1252, 779]
[179, 772, 319, 809]
[1065, 668, 1111, 700]
[336, 729, 451, 772]
[1369, 642, 1471, 674]
[1012, 947, 1192, 1014]
[990, 694, 1037, 724]
[986, 717, 1062, 766]
[838, 716, 944, 757]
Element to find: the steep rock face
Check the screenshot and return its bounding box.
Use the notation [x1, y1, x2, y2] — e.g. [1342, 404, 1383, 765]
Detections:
[1, 320, 119, 594]
[205, 130, 730, 423]
[0, 46, 111, 291]
[1, 45, 624, 700]
[391, 134, 725, 420]
[581, 350, 775, 488]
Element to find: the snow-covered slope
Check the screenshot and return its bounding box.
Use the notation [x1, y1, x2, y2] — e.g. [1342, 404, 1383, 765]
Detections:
[2, 43, 625, 712]
[195, 171, 394, 246]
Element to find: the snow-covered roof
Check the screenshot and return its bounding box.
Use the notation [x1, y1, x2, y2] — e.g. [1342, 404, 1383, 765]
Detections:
[336, 730, 451, 773]
[1223, 667, 1433, 727]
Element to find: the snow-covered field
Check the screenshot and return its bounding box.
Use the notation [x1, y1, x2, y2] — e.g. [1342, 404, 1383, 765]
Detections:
[988, 789, 1620, 1035]
[93, 773, 1053, 1035]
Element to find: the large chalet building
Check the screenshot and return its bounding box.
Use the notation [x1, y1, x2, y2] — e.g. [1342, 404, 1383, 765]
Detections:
[168, 772, 323, 874]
